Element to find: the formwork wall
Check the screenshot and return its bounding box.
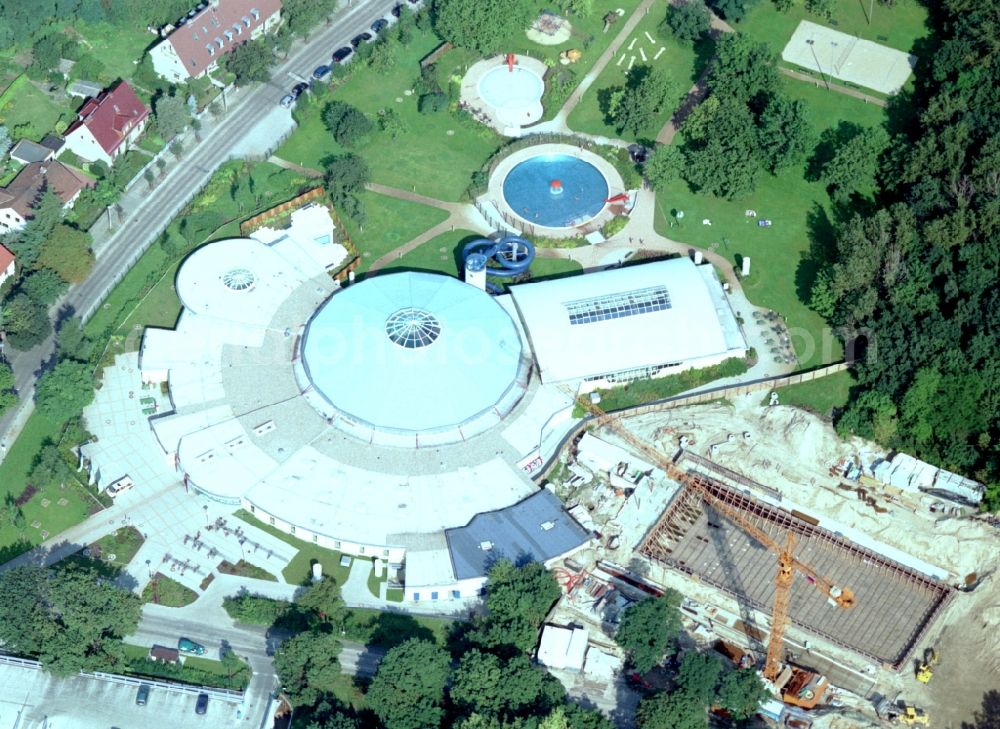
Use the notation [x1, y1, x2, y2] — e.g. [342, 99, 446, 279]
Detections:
[637, 471, 955, 669]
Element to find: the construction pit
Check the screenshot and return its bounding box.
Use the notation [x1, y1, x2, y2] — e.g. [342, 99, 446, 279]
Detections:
[543, 396, 1000, 729]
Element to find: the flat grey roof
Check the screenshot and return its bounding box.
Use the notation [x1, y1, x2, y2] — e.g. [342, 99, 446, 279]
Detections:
[446, 489, 591, 579]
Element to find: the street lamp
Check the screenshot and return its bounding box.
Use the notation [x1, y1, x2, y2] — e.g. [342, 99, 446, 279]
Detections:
[805, 39, 830, 91]
[203, 504, 210, 528]
[145, 559, 152, 579]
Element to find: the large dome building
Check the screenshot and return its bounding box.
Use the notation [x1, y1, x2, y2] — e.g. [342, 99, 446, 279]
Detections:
[132, 206, 746, 602]
[299, 272, 530, 446]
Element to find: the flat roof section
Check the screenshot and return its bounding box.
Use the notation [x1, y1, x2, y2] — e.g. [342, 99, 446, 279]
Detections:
[638, 474, 954, 669]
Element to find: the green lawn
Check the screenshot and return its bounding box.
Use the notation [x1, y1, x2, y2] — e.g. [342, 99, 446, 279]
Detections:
[123, 644, 251, 690]
[72, 22, 158, 88]
[277, 28, 501, 201]
[343, 607, 453, 648]
[740, 0, 930, 55]
[341, 190, 449, 274]
[218, 559, 278, 582]
[141, 573, 199, 607]
[652, 77, 886, 368]
[366, 562, 386, 598]
[567, 11, 712, 140]
[0, 77, 69, 138]
[234, 510, 352, 586]
[766, 368, 854, 417]
[90, 526, 145, 564]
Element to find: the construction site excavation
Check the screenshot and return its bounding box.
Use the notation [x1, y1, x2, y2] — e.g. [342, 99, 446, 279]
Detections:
[637, 465, 954, 670]
[538, 397, 999, 729]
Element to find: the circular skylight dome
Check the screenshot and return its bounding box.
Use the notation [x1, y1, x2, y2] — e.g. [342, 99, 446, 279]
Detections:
[385, 307, 441, 348]
[222, 268, 256, 291]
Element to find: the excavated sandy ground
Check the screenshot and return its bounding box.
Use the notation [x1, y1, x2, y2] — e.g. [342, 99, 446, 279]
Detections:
[591, 397, 1000, 727]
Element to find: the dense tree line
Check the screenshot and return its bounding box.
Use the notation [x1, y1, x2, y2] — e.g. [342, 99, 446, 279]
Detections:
[808, 0, 1000, 508]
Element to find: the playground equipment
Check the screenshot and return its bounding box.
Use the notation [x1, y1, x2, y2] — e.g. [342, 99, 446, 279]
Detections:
[604, 192, 629, 204]
[462, 235, 536, 294]
[507, 53, 515, 72]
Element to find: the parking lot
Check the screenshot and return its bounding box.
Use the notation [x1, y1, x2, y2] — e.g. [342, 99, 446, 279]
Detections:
[0, 657, 251, 729]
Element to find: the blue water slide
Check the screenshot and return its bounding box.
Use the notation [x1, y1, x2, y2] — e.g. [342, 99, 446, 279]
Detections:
[462, 235, 536, 291]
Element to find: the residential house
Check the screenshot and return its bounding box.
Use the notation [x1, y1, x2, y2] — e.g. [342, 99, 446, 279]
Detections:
[9, 139, 55, 166]
[0, 161, 95, 234]
[63, 82, 150, 166]
[0, 243, 14, 290]
[149, 0, 283, 83]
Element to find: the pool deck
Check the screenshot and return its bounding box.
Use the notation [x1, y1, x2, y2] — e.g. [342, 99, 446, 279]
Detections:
[484, 142, 625, 239]
[461, 55, 548, 136]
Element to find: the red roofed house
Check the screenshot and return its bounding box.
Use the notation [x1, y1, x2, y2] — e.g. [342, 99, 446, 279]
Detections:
[0, 243, 15, 290]
[0, 161, 95, 234]
[149, 0, 283, 83]
[63, 82, 150, 166]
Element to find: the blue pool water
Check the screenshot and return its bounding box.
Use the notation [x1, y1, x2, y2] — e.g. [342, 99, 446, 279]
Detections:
[502, 154, 609, 228]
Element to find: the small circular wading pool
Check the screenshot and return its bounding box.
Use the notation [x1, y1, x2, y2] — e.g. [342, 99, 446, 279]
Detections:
[502, 154, 609, 228]
[477, 65, 544, 111]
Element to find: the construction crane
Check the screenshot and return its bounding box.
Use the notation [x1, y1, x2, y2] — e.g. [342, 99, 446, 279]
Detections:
[574, 395, 855, 682]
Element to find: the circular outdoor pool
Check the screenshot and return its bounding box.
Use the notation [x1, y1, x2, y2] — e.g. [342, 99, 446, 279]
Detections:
[478, 65, 544, 111]
[502, 154, 609, 228]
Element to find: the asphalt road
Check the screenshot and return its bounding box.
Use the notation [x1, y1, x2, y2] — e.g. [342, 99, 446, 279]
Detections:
[0, 0, 407, 457]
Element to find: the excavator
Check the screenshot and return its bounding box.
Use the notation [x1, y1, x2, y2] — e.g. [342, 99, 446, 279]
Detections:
[574, 394, 856, 706]
[916, 647, 938, 684]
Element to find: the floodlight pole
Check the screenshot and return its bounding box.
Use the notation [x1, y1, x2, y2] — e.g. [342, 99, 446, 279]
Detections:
[806, 40, 830, 91]
[868, 0, 874, 25]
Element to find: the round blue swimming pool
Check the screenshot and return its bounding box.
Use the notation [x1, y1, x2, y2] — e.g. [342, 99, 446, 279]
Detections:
[502, 154, 609, 228]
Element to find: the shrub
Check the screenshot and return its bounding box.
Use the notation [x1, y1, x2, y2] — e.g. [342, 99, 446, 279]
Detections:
[418, 91, 448, 114]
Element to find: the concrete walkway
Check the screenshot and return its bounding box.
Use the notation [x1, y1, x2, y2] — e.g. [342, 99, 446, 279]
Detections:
[778, 66, 888, 107]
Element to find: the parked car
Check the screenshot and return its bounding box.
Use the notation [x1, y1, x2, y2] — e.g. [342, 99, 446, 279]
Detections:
[178, 637, 206, 655]
[105, 476, 134, 498]
[312, 64, 332, 80]
[290, 82, 309, 99]
[390, 4, 402, 17]
[195, 692, 209, 715]
[135, 684, 151, 706]
[332, 46, 353, 63]
[279, 94, 294, 108]
[350, 32, 372, 48]
[370, 18, 388, 34]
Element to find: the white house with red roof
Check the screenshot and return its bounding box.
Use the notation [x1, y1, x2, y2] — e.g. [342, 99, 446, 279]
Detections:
[0, 161, 95, 234]
[0, 243, 15, 290]
[63, 82, 150, 166]
[149, 0, 283, 83]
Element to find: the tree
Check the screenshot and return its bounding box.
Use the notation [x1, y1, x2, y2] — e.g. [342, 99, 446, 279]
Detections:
[717, 668, 769, 720]
[89, 160, 110, 179]
[706, 0, 758, 23]
[171, 140, 185, 159]
[35, 360, 94, 419]
[153, 93, 190, 141]
[57, 317, 93, 362]
[664, 0, 710, 42]
[757, 96, 813, 173]
[321, 101, 373, 147]
[614, 591, 682, 673]
[273, 631, 343, 706]
[468, 560, 561, 654]
[296, 575, 346, 625]
[1, 294, 51, 350]
[563, 0, 594, 17]
[805, 0, 835, 19]
[607, 65, 675, 136]
[0, 125, 12, 157]
[418, 91, 448, 114]
[450, 650, 564, 720]
[31, 34, 64, 72]
[0, 362, 17, 415]
[0, 564, 141, 676]
[283, 0, 340, 37]
[366, 638, 450, 729]
[820, 126, 890, 202]
[682, 97, 762, 199]
[676, 651, 722, 705]
[37, 225, 94, 283]
[636, 689, 706, 729]
[378, 108, 406, 139]
[8, 190, 65, 269]
[324, 153, 370, 211]
[709, 34, 779, 104]
[226, 38, 273, 86]
[644, 144, 684, 191]
[143, 168, 156, 190]
[30, 439, 70, 486]
[20, 268, 67, 305]
[367, 40, 396, 74]
[433, 0, 535, 54]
